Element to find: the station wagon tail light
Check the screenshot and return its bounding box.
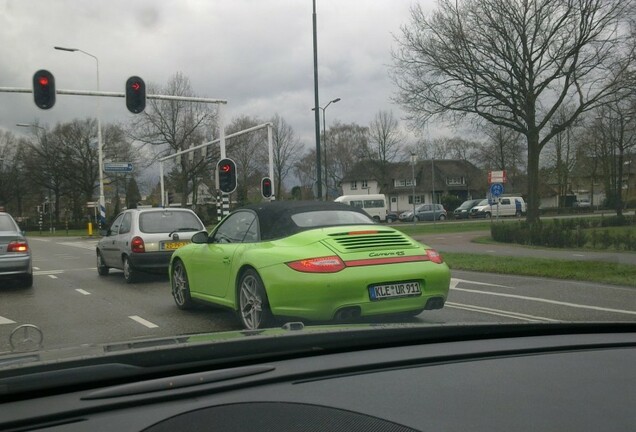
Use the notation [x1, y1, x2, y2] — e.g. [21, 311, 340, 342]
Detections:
[131, 236, 145, 253]
[287, 256, 345, 273]
[426, 249, 444, 264]
[7, 241, 29, 253]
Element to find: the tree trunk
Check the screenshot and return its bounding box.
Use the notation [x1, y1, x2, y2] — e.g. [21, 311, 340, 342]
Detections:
[526, 131, 541, 224]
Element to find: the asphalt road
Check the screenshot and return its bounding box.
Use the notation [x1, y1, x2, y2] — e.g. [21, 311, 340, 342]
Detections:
[1, 236, 634, 354]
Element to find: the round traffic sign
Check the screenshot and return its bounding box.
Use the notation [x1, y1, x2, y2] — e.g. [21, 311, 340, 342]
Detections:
[490, 183, 504, 197]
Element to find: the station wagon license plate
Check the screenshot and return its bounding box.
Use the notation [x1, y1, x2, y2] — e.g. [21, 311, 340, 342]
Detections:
[161, 241, 190, 251]
[369, 281, 421, 301]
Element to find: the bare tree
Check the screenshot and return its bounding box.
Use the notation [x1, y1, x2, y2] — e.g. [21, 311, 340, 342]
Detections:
[543, 106, 582, 207]
[326, 122, 369, 192]
[0, 131, 29, 215]
[476, 124, 526, 191]
[592, 98, 636, 215]
[130, 72, 215, 206]
[367, 110, 403, 163]
[392, 0, 634, 222]
[269, 114, 302, 199]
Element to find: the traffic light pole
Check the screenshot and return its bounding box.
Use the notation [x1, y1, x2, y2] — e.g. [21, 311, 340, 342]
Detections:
[158, 122, 274, 208]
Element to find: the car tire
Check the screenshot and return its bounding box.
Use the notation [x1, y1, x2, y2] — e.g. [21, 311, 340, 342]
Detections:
[438, 214, 446, 221]
[237, 269, 273, 330]
[96, 251, 109, 276]
[20, 273, 33, 289]
[171, 260, 194, 310]
[372, 216, 381, 223]
[122, 256, 137, 284]
[485, 212, 491, 218]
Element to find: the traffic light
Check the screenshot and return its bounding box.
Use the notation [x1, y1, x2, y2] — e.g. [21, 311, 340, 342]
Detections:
[261, 177, 273, 199]
[125, 76, 146, 113]
[217, 158, 237, 194]
[33, 70, 56, 109]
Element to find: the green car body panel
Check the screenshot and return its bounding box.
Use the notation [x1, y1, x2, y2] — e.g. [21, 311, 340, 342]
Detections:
[170, 224, 450, 322]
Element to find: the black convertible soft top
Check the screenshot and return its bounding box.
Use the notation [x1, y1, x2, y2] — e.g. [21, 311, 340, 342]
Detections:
[240, 201, 372, 241]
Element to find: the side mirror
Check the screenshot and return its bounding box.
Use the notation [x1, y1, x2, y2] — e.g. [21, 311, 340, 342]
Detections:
[191, 231, 209, 244]
[99, 229, 110, 237]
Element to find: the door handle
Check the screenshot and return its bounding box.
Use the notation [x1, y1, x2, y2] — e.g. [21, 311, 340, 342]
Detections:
[223, 257, 231, 264]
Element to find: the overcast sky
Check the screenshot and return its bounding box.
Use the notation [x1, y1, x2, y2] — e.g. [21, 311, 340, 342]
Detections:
[1, 0, 446, 151]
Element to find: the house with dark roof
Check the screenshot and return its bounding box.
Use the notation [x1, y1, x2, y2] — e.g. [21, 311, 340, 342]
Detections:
[340, 159, 487, 212]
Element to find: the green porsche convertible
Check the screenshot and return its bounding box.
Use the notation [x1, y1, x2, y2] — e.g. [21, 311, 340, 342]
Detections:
[169, 201, 450, 329]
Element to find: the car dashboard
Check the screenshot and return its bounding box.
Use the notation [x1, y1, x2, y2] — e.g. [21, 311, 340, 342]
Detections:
[0, 325, 634, 432]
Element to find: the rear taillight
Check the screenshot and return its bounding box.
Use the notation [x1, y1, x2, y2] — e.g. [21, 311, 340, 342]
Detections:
[7, 241, 29, 253]
[131, 236, 145, 253]
[287, 256, 345, 273]
[426, 249, 444, 264]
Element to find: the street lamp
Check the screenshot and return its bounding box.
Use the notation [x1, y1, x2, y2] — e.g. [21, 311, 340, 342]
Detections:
[311, 97, 341, 200]
[54, 46, 105, 228]
[410, 153, 417, 226]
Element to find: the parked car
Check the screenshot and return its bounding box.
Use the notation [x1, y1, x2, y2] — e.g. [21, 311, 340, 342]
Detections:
[386, 212, 399, 223]
[573, 198, 591, 208]
[470, 196, 526, 218]
[170, 201, 450, 329]
[399, 204, 447, 222]
[453, 199, 483, 219]
[96, 208, 205, 283]
[0, 212, 32, 288]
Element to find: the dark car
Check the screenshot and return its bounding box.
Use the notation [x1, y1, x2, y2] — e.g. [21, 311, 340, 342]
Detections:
[453, 199, 483, 219]
[0, 212, 32, 288]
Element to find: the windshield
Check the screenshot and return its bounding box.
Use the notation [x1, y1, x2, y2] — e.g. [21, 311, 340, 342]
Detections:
[139, 211, 204, 234]
[0, 0, 634, 382]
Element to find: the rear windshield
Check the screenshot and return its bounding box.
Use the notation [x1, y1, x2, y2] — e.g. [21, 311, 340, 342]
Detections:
[139, 211, 203, 234]
[0, 215, 18, 232]
[291, 210, 374, 228]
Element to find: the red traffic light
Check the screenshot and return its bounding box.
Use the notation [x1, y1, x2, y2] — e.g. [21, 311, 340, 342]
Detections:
[261, 177, 273, 198]
[33, 69, 56, 110]
[217, 158, 237, 194]
[125, 76, 146, 114]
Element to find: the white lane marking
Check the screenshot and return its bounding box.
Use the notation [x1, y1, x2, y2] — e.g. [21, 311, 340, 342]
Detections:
[572, 254, 585, 257]
[446, 302, 557, 322]
[486, 250, 496, 253]
[129, 316, 159, 329]
[34, 270, 64, 276]
[28, 238, 50, 242]
[57, 241, 98, 251]
[48, 275, 58, 279]
[0, 315, 16, 325]
[453, 287, 636, 316]
[33, 266, 40, 270]
[451, 277, 512, 290]
[75, 289, 91, 295]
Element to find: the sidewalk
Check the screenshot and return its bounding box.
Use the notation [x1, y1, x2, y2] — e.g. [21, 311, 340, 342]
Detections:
[414, 231, 636, 265]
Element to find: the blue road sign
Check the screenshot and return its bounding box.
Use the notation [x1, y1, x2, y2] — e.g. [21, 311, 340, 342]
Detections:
[104, 162, 133, 173]
[490, 183, 504, 198]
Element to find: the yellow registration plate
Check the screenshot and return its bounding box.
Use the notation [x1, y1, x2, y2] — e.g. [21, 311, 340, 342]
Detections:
[162, 241, 190, 250]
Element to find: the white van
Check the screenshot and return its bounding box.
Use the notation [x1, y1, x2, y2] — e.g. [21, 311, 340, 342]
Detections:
[334, 194, 388, 222]
[469, 196, 526, 218]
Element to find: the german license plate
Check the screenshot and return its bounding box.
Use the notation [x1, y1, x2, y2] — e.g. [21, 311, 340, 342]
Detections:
[369, 281, 421, 301]
[162, 241, 190, 250]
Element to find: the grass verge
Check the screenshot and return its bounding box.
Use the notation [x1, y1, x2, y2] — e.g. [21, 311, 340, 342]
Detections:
[442, 252, 636, 287]
[393, 220, 491, 235]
